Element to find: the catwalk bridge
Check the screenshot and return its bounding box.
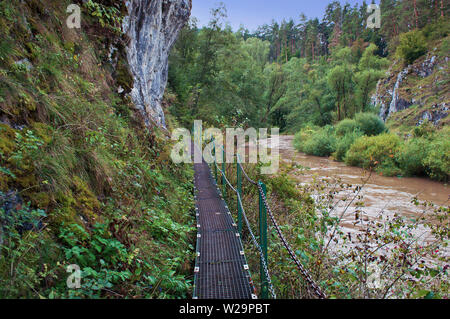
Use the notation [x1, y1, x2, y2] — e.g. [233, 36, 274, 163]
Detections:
[192, 139, 326, 299]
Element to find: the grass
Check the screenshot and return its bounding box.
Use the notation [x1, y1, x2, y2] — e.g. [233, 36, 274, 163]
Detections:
[0, 0, 196, 299]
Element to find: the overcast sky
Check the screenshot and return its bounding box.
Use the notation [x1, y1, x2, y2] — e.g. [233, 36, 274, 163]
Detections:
[191, 0, 371, 31]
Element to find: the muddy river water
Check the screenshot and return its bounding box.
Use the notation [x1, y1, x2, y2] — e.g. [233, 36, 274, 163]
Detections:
[260, 135, 449, 239]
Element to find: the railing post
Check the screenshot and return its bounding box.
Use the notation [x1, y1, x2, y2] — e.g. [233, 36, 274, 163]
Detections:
[258, 181, 268, 299]
[236, 159, 242, 236]
[212, 140, 218, 181]
[222, 148, 226, 200]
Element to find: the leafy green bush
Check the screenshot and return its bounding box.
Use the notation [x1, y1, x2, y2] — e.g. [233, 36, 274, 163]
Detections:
[354, 112, 386, 136]
[345, 133, 402, 175]
[396, 30, 427, 65]
[422, 18, 450, 41]
[83, 0, 123, 32]
[293, 124, 319, 151]
[335, 119, 359, 136]
[423, 130, 450, 182]
[412, 120, 436, 138]
[301, 126, 336, 157]
[333, 130, 363, 162]
[0, 195, 53, 298]
[396, 138, 430, 176]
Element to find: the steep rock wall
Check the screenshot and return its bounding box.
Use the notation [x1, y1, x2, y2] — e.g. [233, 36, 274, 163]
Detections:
[372, 49, 449, 127]
[124, 0, 191, 127]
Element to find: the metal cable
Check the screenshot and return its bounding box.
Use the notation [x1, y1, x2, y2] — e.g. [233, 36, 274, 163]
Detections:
[233, 152, 258, 186]
[209, 139, 326, 299]
[210, 144, 277, 299]
[257, 184, 327, 299]
[235, 147, 327, 299]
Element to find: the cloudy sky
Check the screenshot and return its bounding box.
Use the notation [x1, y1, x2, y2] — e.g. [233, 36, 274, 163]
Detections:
[191, 0, 371, 31]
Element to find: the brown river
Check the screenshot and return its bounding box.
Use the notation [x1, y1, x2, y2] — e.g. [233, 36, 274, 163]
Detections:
[260, 135, 449, 240]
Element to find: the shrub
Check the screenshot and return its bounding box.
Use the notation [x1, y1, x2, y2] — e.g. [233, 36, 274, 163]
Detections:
[396, 138, 430, 176]
[396, 30, 427, 65]
[354, 112, 386, 136]
[301, 126, 336, 157]
[423, 131, 450, 182]
[293, 124, 319, 151]
[333, 130, 363, 162]
[412, 120, 435, 138]
[422, 18, 450, 41]
[345, 133, 402, 175]
[335, 119, 358, 136]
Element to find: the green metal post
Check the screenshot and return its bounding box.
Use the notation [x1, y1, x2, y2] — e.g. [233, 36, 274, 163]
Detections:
[258, 181, 268, 299]
[236, 160, 242, 236]
[213, 140, 217, 181]
[222, 148, 226, 200]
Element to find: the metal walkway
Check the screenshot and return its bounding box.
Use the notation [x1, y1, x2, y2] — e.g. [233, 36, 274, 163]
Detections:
[193, 154, 255, 299]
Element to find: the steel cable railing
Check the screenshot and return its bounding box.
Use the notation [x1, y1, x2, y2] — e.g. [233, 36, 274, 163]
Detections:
[204, 137, 327, 299]
[236, 152, 327, 299]
[208, 142, 277, 299]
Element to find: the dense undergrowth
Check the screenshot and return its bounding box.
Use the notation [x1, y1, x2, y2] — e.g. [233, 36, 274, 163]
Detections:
[0, 0, 195, 298]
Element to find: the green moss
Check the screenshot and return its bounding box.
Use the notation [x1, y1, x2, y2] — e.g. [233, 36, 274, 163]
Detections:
[50, 176, 101, 227]
[0, 173, 10, 191]
[72, 176, 101, 222]
[30, 122, 53, 144]
[116, 58, 133, 94]
[30, 191, 50, 209]
[0, 123, 16, 157]
[14, 172, 37, 188]
[51, 190, 78, 226]
[0, 0, 196, 299]
[19, 92, 36, 111]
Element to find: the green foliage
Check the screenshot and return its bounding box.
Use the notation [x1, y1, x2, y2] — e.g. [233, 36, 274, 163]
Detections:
[422, 129, 450, 182]
[396, 30, 427, 65]
[327, 63, 354, 121]
[295, 125, 336, 157]
[345, 133, 401, 175]
[333, 130, 363, 162]
[354, 112, 387, 136]
[83, 1, 123, 32]
[0, 195, 52, 298]
[422, 18, 450, 41]
[293, 124, 318, 151]
[396, 138, 430, 177]
[225, 161, 449, 299]
[0, 0, 195, 299]
[335, 119, 358, 136]
[412, 120, 436, 138]
[10, 130, 44, 165]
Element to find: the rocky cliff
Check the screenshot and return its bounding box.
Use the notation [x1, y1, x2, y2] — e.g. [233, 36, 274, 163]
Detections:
[125, 0, 191, 127]
[372, 42, 449, 129]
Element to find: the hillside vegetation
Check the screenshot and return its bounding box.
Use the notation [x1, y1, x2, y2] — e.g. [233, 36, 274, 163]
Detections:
[0, 0, 194, 298]
[167, 2, 449, 182]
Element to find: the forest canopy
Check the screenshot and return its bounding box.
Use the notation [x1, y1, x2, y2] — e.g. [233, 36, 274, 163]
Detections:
[168, 0, 449, 131]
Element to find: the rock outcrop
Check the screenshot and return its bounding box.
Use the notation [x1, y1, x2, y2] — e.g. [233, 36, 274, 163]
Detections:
[372, 49, 449, 127]
[124, 0, 191, 127]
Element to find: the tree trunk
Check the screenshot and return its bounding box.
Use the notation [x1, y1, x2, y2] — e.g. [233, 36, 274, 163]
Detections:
[413, 0, 419, 29]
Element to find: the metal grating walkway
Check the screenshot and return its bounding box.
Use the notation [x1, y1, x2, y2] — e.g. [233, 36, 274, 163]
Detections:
[193, 148, 255, 299]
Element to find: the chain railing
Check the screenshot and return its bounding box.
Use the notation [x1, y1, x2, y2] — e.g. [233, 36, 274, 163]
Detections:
[256, 182, 327, 299]
[209, 142, 277, 299]
[204, 136, 327, 299]
[202, 136, 327, 299]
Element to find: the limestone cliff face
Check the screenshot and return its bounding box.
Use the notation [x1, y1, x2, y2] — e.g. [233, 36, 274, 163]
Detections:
[124, 0, 191, 127]
[372, 49, 449, 127]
